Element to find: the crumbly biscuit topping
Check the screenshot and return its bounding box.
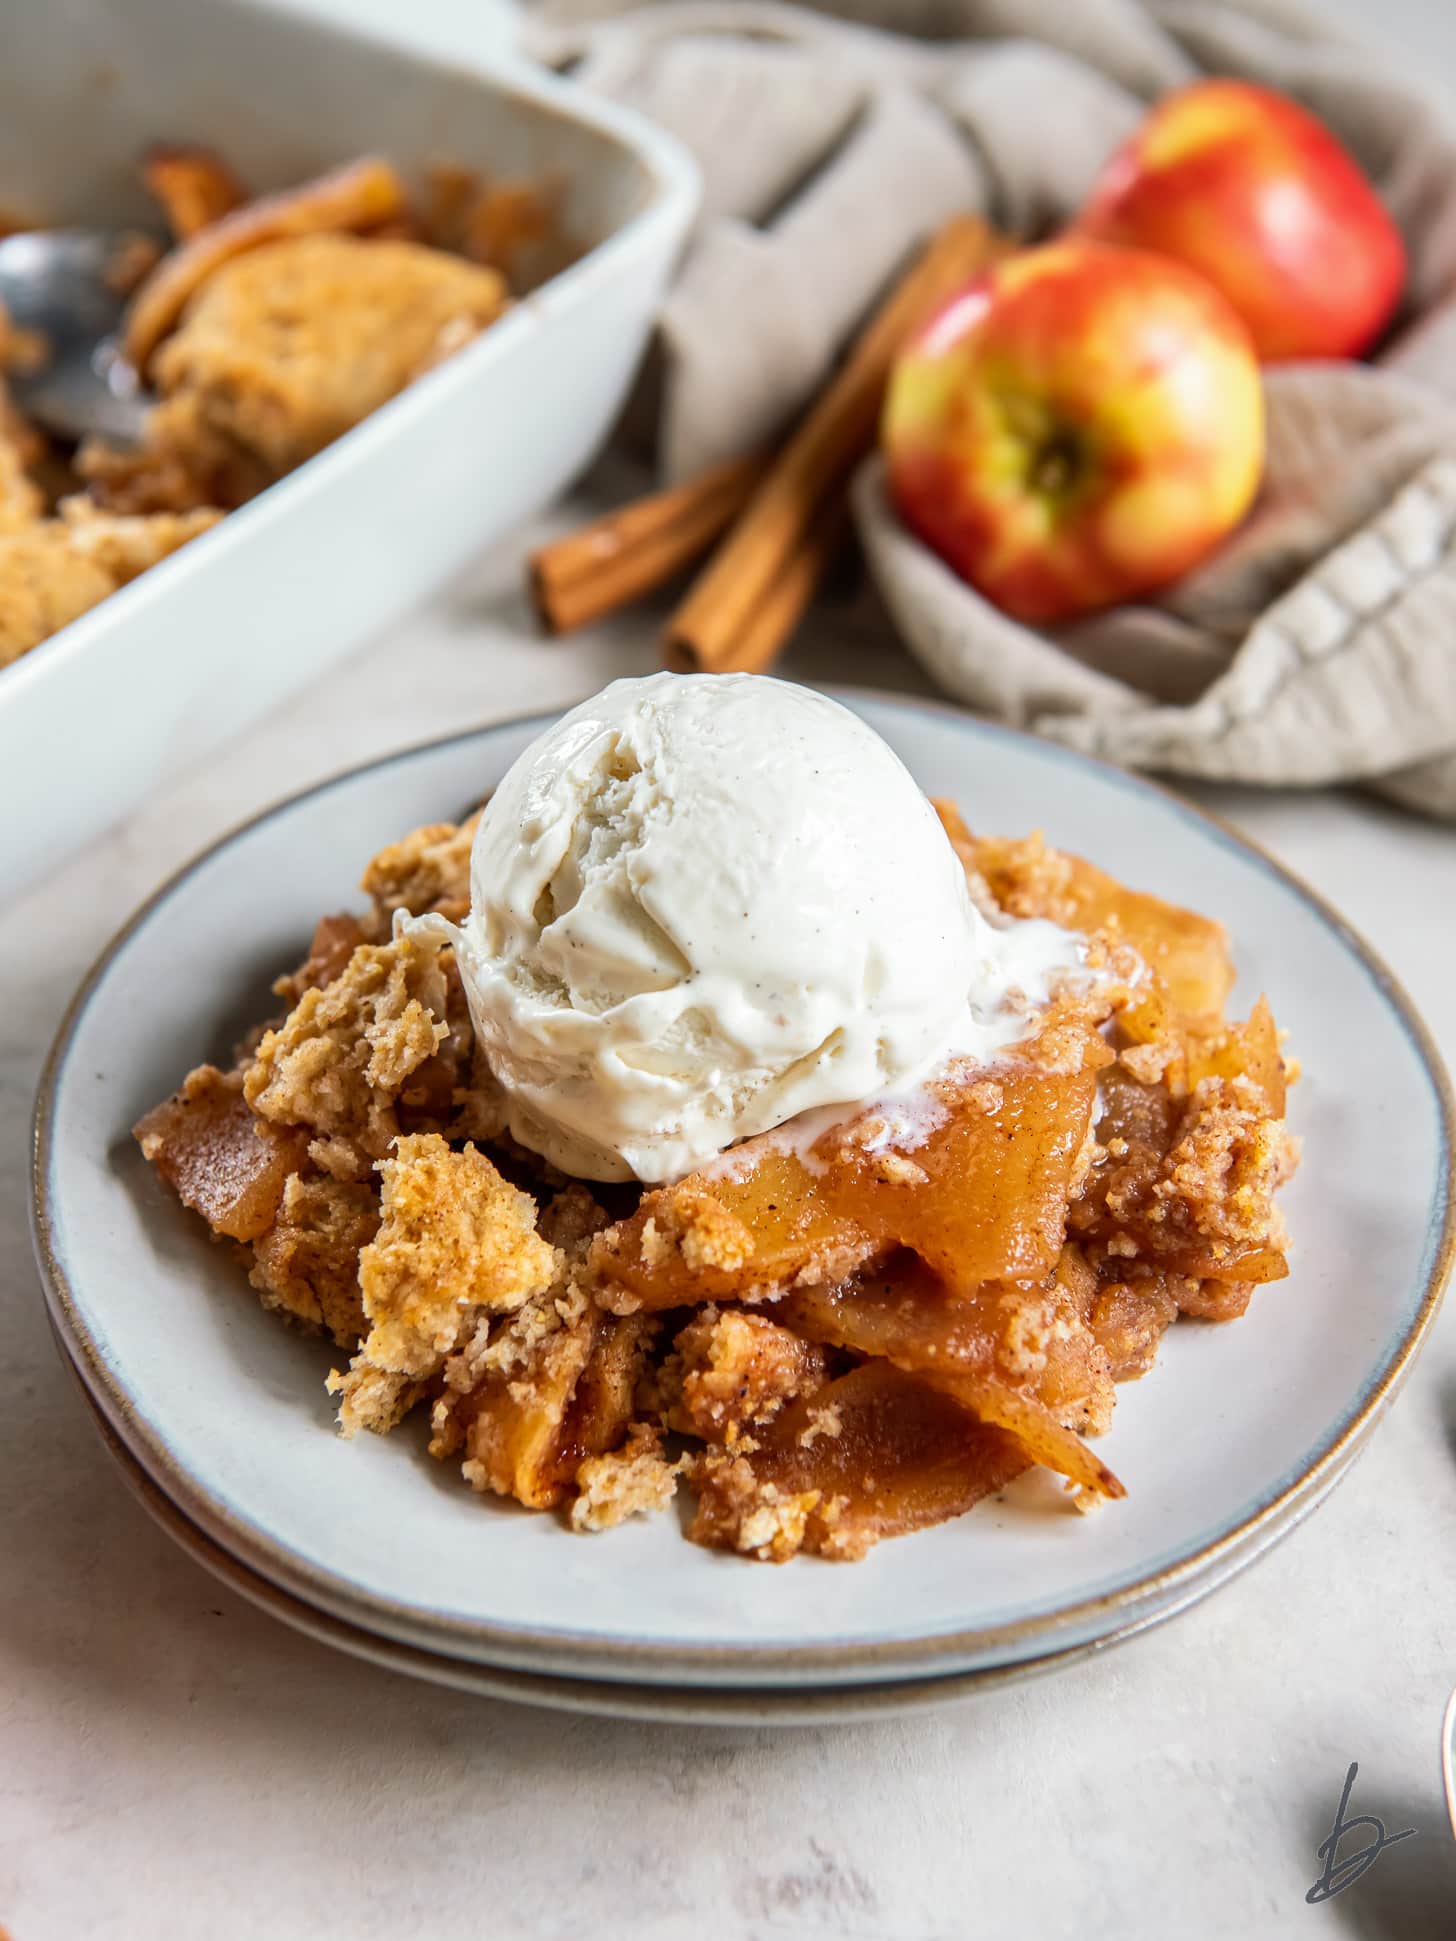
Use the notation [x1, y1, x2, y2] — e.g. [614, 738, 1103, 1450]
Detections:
[135, 812, 1299, 1562]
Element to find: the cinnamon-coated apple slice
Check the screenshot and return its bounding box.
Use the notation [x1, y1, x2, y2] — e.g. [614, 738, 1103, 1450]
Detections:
[935, 800, 1235, 1025]
[589, 1016, 1107, 1313]
[778, 1248, 1113, 1432]
[688, 1361, 1033, 1561]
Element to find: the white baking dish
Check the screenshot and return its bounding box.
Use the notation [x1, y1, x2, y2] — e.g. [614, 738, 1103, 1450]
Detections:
[0, 0, 697, 896]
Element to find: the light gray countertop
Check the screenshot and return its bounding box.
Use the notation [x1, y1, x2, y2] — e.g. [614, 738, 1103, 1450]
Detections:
[7, 0, 1456, 1920]
[2, 493, 1453, 1938]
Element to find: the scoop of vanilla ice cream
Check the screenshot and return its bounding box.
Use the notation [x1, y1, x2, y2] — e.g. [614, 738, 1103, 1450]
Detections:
[445, 673, 1081, 1182]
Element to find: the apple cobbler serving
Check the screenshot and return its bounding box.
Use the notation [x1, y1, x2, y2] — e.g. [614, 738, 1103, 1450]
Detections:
[135, 674, 1298, 1563]
[1, 148, 548, 668]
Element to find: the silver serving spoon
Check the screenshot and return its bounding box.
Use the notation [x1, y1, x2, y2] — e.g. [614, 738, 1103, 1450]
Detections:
[0, 229, 153, 446]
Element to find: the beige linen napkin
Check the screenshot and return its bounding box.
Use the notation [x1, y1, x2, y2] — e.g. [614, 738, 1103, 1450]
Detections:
[527, 0, 1456, 816]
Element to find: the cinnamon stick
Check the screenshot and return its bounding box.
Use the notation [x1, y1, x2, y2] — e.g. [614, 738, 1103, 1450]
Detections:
[665, 216, 999, 674]
[530, 452, 764, 634]
[665, 493, 849, 676]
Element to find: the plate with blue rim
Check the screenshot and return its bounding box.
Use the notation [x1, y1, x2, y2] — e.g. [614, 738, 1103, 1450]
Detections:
[31, 691, 1454, 1693]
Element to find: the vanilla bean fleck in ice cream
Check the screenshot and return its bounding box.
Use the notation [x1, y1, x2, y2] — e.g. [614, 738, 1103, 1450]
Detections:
[414, 673, 1085, 1182]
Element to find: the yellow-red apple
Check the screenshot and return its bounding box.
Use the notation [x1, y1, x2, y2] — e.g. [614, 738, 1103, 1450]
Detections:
[882, 240, 1264, 625]
[1077, 80, 1406, 361]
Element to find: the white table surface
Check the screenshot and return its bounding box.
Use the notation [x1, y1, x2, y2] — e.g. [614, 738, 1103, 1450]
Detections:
[5, 0, 1456, 1924]
[2, 487, 1452, 1939]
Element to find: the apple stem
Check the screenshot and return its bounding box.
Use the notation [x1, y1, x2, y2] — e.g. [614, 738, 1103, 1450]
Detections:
[1032, 441, 1078, 495]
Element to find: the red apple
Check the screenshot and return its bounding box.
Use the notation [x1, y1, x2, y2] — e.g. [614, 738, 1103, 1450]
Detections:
[882, 239, 1264, 625]
[1077, 79, 1406, 361]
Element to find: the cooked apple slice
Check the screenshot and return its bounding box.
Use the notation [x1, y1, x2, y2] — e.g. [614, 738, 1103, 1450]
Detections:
[687, 1361, 1031, 1561]
[780, 1247, 1114, 1437]
[936, 806, 1235, 1024]
[134, 1064, 307, 1242]
[591, 1029, 1104, 1313]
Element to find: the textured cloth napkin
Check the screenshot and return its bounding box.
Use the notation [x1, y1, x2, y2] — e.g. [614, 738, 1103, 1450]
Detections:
[526, 0, 1456, 816]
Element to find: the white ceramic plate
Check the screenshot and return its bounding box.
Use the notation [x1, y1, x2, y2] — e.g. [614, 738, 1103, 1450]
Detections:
[67, 1369, 1247, 1726]
[55, 1328, 1373, 1719]
[33, 695, 1453, 1691]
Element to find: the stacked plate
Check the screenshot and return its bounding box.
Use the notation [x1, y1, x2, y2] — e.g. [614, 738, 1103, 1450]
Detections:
[31, 697, 1453, 1724]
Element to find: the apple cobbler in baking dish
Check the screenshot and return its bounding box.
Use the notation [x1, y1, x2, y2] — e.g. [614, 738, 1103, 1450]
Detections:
[1, 147, 548, 668]
[135, 676, 1298, 1563]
